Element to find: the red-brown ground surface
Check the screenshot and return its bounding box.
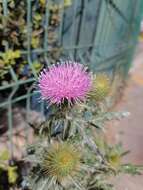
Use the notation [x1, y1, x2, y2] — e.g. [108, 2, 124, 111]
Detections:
[108, 42, 143, 190]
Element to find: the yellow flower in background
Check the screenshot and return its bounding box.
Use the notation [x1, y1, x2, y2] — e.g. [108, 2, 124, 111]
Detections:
[8, 166, 18, 184]
[11, 50, 21, 59]
[42, 142, 81, 182]
[0, 50, 21, 78]
[0, 150, 18, 184]
[6, 50, 21, 60]
[31, 36, 40, 49]
[107, 150, 121, 169]
[0, 150, 10, 161]
[64, 0, 72, 7]
[39, 0, 45, 7]
[139, 32, 143, 41]
[33, 61, 42, 73]
[0, 50, 21, 65]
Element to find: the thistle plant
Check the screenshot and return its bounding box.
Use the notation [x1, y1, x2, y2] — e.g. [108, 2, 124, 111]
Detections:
[24, 61, 143, 190]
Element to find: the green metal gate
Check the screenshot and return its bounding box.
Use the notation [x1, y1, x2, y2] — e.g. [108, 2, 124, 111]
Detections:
[0, 0, 143, 157]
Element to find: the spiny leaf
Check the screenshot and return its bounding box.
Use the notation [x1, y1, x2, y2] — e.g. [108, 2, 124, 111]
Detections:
[120, 164, 143, 175]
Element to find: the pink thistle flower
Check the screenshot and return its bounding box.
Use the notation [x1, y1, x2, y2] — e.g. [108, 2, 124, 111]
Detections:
[38, 61, 91, 105]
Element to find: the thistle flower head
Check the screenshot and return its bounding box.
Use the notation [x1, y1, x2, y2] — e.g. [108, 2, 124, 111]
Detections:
[89, 74, 110, 101]
[107, 150, 121, 169]
[42, 143, 81, 182]
[38, 61, 91, 105]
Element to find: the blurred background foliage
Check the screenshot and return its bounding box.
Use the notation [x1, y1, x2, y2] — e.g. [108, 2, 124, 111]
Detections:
[0, 0, 73, 85]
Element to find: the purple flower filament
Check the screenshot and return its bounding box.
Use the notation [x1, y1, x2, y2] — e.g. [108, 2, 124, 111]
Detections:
[38, 61, 91, 105]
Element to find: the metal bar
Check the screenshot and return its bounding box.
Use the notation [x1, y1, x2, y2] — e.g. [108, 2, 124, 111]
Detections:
[59, 0, 65, 45]
[0, 91, 38, 108]
[9, 67, 18, 82]
[0, 78, 35, 90]
[17, 44, 97, 55]
[77, 0, 88, 45]
[90, 0, 105, 65]
[7, 86, 19, 157]
[2, 0, 8, 16]
[105, 0, 129, 23]
[7, 102, 13, 158]
[25, 86, 33, 144]
[74, 0, 85, 58]
[78, 51, 87, 66]
[27, 0, 37, 77]
[90, 0, 102, 51]
[44, 0, 50, 66]
[40, 100, 45, 116]
[70, 0, 78, 46]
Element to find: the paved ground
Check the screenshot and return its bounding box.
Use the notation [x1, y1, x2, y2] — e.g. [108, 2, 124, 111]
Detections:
[108, 42, 143, 190]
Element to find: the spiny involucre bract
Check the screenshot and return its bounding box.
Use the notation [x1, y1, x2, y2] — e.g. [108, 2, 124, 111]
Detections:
[89, 74, 110, 101]
[42, 142, 81, 182]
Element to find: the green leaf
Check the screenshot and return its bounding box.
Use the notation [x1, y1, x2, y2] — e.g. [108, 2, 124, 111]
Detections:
[120, 164, 143, 175]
